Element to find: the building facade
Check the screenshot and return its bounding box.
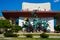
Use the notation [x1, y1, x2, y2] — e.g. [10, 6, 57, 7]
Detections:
[2, 2, 60, 32]
[19, 2, 54, 32]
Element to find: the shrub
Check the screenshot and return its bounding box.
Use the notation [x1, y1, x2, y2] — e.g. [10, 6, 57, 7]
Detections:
[55, 25, 60, 32]
[25, 34, 33, 38]
[12, 25, 22, 32]
[40, 33, 49, 38]
[4, 32, 18, 37]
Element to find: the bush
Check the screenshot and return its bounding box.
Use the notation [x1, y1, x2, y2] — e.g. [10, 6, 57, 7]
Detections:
[4, 32, 18, 37]
[40, 33, 49, 38]
[55, 25, 60, 32]
[12, 25, 22, 32]
[25, 34, 33, 38]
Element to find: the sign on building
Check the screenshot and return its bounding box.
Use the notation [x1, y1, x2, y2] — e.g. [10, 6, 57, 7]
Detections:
[22, 2, 51, 11]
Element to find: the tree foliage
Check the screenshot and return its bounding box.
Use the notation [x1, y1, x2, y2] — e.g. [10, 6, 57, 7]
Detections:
[0, 20, 10, 28]
[55, 14, 60, 19]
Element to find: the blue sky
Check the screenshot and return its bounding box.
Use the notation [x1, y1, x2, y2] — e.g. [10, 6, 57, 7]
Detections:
[0, 0, 60, 16]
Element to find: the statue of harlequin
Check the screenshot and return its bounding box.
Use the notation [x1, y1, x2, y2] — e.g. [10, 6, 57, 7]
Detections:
[24, 17, 33, 32]
[24, 17, 30, 26]
[33, 17, 42, 31]
[42, 22, 49, 32]
[33, 18, 37, 31]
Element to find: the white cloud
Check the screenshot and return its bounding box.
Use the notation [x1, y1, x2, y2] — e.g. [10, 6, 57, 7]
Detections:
[54, 0, 60, 2]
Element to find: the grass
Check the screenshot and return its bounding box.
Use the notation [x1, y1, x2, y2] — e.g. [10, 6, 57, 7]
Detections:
[0, 33, 60, 40]
[0, 38, 60, 40]
[18, 33, 60, 36]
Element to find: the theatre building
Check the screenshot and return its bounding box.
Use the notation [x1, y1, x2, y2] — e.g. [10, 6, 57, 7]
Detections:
[2, 2, 60, 32]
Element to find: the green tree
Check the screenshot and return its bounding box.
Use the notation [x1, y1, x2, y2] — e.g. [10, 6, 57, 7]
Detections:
[55, 14, 60, 25]
[0, 20, 10, 28]
[0, 20, 11, 33]
[55, 14, 60, 19]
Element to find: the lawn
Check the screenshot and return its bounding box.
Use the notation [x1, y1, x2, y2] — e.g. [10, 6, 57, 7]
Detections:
[0, 38, 60, 40]
[18, 33, 60, 36]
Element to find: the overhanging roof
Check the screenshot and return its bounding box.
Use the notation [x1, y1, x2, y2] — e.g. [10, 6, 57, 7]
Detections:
[2, 11, 60, 19]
